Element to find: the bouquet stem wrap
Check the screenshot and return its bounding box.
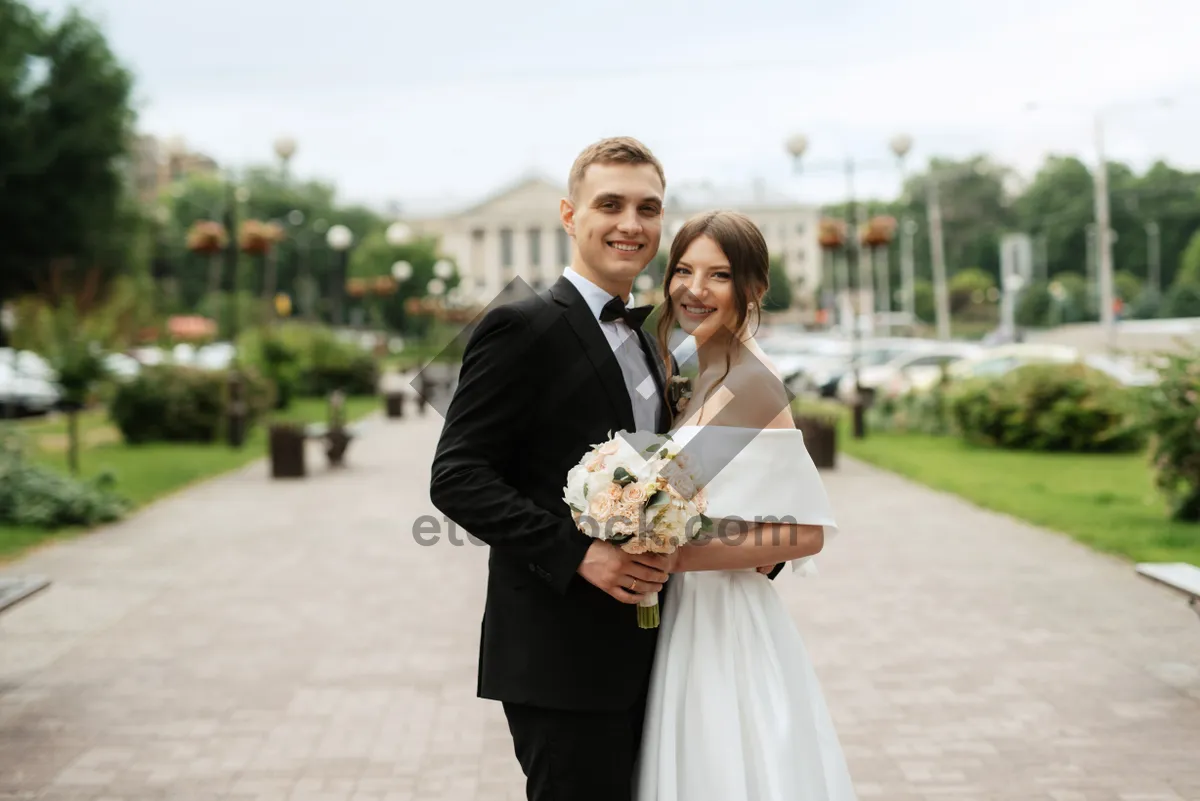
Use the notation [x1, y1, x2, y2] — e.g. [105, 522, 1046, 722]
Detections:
[638, 592, 660, 629]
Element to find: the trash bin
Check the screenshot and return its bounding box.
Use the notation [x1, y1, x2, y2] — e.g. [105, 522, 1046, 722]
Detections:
[385, 392, 405, 419]
[794, 416, 837, 470]
[269, 423, 306, 478]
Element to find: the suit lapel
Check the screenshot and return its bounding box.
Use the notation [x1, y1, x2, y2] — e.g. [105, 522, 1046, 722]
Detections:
[549, 277, 636, 433]
[635, 327, 672, 433]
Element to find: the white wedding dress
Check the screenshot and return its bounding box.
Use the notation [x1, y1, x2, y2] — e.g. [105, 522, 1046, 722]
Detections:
[634, 424, 857, 801]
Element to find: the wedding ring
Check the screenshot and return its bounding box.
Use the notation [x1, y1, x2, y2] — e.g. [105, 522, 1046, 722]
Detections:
[630, 579, 638, 592]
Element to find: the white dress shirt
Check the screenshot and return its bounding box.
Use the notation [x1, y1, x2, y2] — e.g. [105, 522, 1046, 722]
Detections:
[561, 266, 660, 432]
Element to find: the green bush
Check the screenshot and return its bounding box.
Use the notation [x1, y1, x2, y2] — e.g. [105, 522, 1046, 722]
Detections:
[948, 362, 1145, 453]
[1140, 347, 1200, 521]
[108, 364, 274, 444]
[241, 327, 304, 409]
[0, 428, 129, 528]
[870, 380, 954, 436]
[302, 331, 378, 396]
[240, 324, 378, 400]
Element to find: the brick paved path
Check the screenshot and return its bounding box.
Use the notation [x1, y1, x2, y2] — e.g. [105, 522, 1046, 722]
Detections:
[2, 411, 1199, 800]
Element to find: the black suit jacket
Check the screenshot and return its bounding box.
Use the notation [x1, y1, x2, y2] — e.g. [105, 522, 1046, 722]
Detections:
[429, 276, 678, 712]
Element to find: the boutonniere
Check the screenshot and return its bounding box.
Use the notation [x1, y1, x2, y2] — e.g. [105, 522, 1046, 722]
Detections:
[667, 375, 693, 414]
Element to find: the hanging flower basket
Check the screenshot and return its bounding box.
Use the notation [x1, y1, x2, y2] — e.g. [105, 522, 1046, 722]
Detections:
[818, 218, 846, 250]
[372, 276, 397, 295]
[239, 220, 284, 255]
[345, 277, 368, 298]
[186, 221, 228, 255]
[861, 215, 897, 248]
[167, 315, 218, 342]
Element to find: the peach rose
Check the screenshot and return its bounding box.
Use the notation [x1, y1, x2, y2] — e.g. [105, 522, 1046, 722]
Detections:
[598, 440, 621, 456]
[589, 494, 615, 520]
[622, 483, 648, 504]
[610, 517, 638, 538]
[608, 484, 626, 501]
[586, 456, 607, 472]
[617, 498, 643, 523]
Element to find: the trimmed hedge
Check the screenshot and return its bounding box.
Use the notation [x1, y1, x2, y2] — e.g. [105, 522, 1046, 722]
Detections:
[108, 364, 274, 444]
[948, 362, 1145, 453]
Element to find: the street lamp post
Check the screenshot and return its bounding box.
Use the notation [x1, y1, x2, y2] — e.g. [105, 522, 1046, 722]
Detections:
[222, 172, 251, 448]
[786, 133, 910, 439]
[387, 222, 412, 248]
[926, 174, 952, 340]
[326, 224, 353, 326]
[900, 219, 918, 322]
[274, 136, 296, 181]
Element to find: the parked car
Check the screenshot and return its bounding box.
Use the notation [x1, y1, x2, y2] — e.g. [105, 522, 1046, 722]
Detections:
[840, 342, 983, 401]
[808, 337, 932, 398]
[0, 360, 60, 416]
[934, 343, 1158, 389]
[943, 344, 1081, 383]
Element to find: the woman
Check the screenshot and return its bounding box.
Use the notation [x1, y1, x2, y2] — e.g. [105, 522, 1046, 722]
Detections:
[634, 211, 857, 800]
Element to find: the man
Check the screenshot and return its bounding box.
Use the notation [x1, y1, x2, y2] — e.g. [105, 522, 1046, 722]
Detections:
[429, 136, 677, 801]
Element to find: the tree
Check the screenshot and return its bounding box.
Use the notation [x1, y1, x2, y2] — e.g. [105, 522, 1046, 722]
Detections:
[948, 267, 996, 315]
[761, 254, 792, 312]
[894, 156, 1017, 287]
[346, 231, 457, 335]
[0, 0, 137, 344]
[10, 266, 120, 475]
[1162, 282, 1200, 318]
[1177, 229, 1200, 287]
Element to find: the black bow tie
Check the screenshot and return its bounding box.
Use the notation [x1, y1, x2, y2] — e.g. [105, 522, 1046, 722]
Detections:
[599, 295, 654, 328]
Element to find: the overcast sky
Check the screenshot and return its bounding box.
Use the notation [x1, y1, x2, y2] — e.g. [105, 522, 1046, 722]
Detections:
[34, 0, 1200, 213]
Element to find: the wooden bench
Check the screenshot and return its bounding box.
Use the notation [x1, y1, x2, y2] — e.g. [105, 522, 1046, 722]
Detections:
[1135, 562, 1200, 623]
[0, 575, 50, 615]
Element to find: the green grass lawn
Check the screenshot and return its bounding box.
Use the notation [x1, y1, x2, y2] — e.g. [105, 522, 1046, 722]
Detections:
[0, 395, 380, 563]
[840, 428, 1200, 566]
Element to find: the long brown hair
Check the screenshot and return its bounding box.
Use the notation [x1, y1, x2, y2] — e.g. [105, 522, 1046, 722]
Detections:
[654, 210, 770, 425]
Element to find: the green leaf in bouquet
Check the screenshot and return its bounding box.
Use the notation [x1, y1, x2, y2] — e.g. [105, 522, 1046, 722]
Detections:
[608, 532, 634, 545]
[612, 466, 636, 486]
[645, 490, 670, 511]
[698, 513, 714, 533]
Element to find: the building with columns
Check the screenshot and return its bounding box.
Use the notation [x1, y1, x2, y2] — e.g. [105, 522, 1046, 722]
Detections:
[408, 175, 823, 307]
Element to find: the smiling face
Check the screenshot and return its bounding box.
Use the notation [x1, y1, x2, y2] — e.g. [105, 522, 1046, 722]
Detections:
[560, 162, 664, 298]
[668, 234, 738, 341]
[657, 211, 771, 356]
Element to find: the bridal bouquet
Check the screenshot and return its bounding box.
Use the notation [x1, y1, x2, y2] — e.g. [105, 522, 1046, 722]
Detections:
[563, 431, 711, 628]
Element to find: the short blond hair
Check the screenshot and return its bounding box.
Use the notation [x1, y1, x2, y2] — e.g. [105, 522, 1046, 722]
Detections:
[568, 136, 666, 199]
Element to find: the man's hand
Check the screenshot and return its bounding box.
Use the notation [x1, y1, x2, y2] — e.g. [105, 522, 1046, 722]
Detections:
[577, 541, 670, 604]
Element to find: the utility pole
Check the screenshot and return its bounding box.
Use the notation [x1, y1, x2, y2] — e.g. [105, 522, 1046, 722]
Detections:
[1093, 113, 1116, 346]
[900, 219, 916, 321]
[1146, 220, 1161, 299]
[926, 175, 951, 340]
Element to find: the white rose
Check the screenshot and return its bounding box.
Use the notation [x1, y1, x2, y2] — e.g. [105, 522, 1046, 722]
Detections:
[563, 465, 588, 511]
[585, 470, 616, 503]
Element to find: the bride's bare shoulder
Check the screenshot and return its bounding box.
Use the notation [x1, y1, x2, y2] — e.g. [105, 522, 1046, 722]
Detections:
[720, 347, 794, 430]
